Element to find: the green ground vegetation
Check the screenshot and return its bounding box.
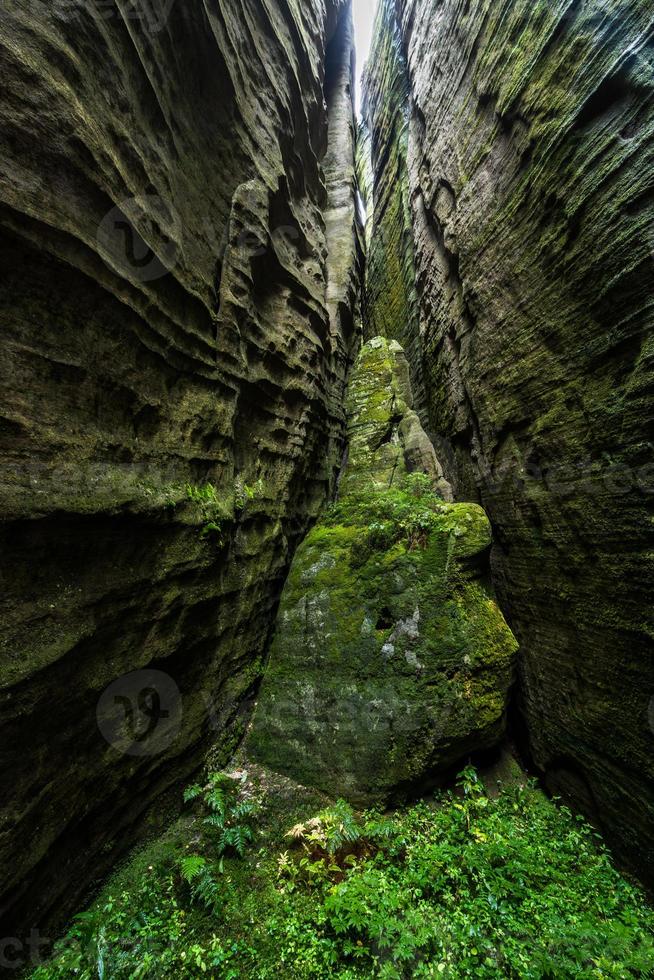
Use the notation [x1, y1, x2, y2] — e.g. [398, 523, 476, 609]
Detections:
[31, 761, 654, 979]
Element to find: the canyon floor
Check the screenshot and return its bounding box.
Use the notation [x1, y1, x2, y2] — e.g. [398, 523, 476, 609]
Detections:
[29, 750, 654, 979]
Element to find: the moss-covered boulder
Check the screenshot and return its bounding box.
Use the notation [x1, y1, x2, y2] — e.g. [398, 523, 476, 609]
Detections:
[249, 339, 517, 803]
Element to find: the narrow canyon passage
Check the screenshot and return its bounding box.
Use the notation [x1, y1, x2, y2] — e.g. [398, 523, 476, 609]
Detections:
[0, 0, 653, 975]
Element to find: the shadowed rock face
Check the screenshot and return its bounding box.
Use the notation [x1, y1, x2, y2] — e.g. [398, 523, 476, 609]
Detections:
[364, 0, 654, 882]
[359, 0, 425, 410]
[248, 338, 517, 804]
[0, 0, 361, 935]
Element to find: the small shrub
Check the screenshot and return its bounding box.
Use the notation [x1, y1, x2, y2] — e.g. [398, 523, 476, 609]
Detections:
[401, 472, 434, 499]
[365, 520, 395, 551]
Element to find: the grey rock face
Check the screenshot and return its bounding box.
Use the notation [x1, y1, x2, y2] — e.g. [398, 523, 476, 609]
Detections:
[0, 0, 360, 934]
[365, 0, 654, 884]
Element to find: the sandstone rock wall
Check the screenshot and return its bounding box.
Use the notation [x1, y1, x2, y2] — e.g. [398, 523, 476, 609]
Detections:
[0, 0, 360, 935]
[360, 0, 425, 412]
[365, 0, 654, 882]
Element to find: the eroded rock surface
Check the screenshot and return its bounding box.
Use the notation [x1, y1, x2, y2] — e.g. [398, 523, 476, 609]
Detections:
[341, 336, 453, 500]
[359, 0, 424, 409]
[0, 0, 361, 935]
[248, 338, 517, 803]
[365, 0, 654, 881]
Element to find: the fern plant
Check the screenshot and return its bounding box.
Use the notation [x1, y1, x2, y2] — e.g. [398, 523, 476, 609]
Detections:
[179, 773, 258, 914]
[185, 483, 228, 544]
[285, 799, 361, 857]
[178, 854, 222, 914]
[280, 799, 404, 888]
[184, 772, 258, 861]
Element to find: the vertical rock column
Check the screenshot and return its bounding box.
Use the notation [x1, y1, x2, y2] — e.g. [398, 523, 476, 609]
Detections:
[324, 3, 366, 372]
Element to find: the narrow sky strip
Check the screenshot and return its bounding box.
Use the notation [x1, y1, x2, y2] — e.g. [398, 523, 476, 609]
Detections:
[352, 0, 378, 115]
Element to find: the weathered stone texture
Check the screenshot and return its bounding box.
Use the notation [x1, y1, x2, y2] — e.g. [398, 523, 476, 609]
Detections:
[341, 336, 453, 500]
[360, 0, 425, 410]
[367, 0, 654, 881]
[0, 0, 360, 934]
[248, 338, 517, 804]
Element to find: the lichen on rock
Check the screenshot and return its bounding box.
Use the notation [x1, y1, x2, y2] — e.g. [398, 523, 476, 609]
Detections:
[248, 338, 517, 803]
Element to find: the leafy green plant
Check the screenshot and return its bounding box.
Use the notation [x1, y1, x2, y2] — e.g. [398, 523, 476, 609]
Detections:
[184, 772, 258, 861]
[185, 482, 219, 506]
[398, 509, 434, 550]
[234, 477, 265, 512]
[365, 520, 394, 551]
[339, 477, 448, 557]
[401, 472, 435, 499]
[31, 765, 654, 980]
[185, 478, 265, 541]
[279, 800, 404, 891]
[288, 799, 362, 855]
[185, 482, 228, 543]
[178, 854, 222, 914]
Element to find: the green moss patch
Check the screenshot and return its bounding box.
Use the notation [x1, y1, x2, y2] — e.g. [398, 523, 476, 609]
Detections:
[248, 474, 518, 804]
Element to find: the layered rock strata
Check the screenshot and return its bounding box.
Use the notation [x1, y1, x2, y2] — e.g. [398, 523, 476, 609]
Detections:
[365, 0, 654, 881]
[0, 0, 361, 936]
[360, 0, 425, 410]
[248, 338, 518, 803]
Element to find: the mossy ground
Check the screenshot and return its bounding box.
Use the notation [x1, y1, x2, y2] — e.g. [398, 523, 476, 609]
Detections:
[30, 755, 654, 979]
